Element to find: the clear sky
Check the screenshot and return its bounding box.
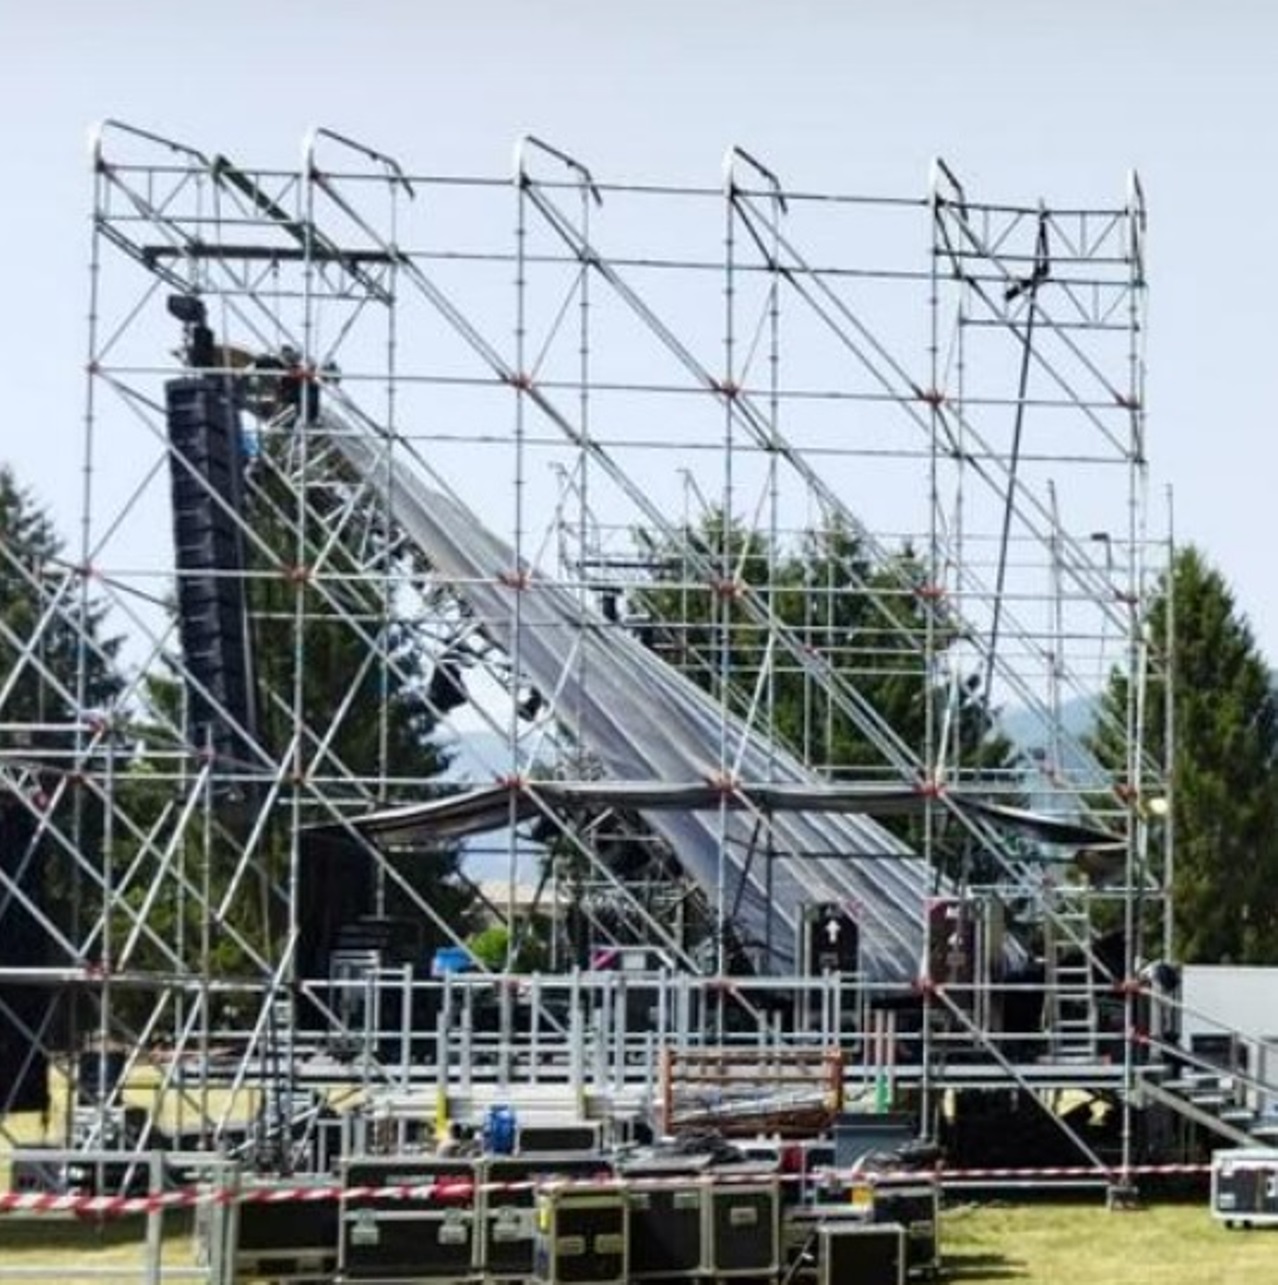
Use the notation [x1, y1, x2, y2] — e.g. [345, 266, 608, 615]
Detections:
[3, 2, 1276, 653]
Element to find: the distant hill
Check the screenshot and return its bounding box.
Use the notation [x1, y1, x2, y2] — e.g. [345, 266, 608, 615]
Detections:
[999, 693, 1097, 753]
[998, 693, 1110, 805]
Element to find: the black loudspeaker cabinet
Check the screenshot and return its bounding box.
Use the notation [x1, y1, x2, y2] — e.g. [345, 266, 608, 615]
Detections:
[1212, 1148, 1278, 1228]
[0, 800, 51, 1113]
[340, 1155, 479, 1280]
[483, 1154, 615, 1278]
[705, 1176, 780, 1277]
[870, 1177, 939, 1276]
[628, 1180, 704, 1278]
[233, 1180, 339, 1283]
[533, 1186, 628, 1285]
[164, 376, 254, 763]
[1193, 1034, 1248, 1075]
[819, 1222, 906, 1285]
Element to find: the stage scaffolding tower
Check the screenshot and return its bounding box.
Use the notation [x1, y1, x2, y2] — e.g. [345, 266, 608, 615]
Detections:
[0, 121, 1168, 1184]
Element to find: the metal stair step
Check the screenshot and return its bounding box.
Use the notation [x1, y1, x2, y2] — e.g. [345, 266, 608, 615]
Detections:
[1219, 1108, 1257, 1126]
[1163, 1073, 1229, 1093]
[1188, 1092, 1230, 1108]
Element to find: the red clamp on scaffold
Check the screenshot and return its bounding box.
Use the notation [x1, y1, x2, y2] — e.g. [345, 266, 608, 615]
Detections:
[707, 770, 739, 798]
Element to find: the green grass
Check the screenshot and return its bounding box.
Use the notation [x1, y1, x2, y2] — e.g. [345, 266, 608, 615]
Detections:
[0, 1200, 1275, 1283]
[943, 1200, 1278, 1284]
[0, 1213, 198, 1282]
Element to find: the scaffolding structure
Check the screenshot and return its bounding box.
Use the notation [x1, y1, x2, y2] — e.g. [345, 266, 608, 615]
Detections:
[0, 122, 1175, 1185]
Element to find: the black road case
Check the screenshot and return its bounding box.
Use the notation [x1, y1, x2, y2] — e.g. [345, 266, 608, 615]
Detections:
[533, 1185, 628, 1285]
[819, 1221, 906, 1285]
[516, 1121, 604, 1155]
[628, 1180, 705, 1279]
[233, 1179, 339, 1283]
[1211, 1148, 1278, 1228]
[340, 1155, 480, 1281]
[617, 1152, 710, 1280]
[482, 1153, 615, 1279]
[870, 1177, 939, 1277]
[704, 1175, 780, 1278]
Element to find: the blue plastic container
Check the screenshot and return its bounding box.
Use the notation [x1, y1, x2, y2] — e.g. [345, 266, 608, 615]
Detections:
[432, 946, 475, 977]
[484, 1105, 517, 1155]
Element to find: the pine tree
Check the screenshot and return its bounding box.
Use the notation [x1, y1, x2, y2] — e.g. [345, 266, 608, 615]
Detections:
[0, 464, 123, 930]
[0, 464, 124, 1095]
[1093, 545, 1278, 962]
[0, 465, 122, 735]
[631, 511, 1013, 873]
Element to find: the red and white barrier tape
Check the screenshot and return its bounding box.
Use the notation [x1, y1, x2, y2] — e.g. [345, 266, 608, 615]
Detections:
[910, 1163, 1208, 1181]
[0, 1162, 1211, 1218]
[0, 1189, 203, 1216]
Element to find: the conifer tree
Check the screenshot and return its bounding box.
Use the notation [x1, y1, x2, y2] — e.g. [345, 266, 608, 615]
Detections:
[1093, 546, 1278, 962]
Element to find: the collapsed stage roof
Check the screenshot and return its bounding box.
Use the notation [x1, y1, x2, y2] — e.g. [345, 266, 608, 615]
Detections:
[339, 778, 1122, 854]
[322, 408, 1120, 977]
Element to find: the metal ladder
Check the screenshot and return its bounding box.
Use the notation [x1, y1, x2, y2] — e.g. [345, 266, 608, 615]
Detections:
[1045, 896, 1098, 1061]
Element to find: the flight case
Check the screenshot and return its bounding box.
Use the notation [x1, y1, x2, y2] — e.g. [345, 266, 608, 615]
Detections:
[532, 1184, 628, 1285]
[340, 1155, 481, 1281]
[1211, 1148, 1278, 1228]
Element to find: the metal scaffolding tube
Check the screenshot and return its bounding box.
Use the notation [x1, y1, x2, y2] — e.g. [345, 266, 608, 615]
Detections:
[0, 124, 1174, 1184]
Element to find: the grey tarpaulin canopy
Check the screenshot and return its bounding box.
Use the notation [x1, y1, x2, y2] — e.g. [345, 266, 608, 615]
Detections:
[319, 407, 1120, 977]
[330, 780, 952, 845]
[335, 780, 1123, 850]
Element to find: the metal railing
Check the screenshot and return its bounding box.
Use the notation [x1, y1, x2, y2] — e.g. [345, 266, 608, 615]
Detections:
[0, 1148, 223, 1284]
